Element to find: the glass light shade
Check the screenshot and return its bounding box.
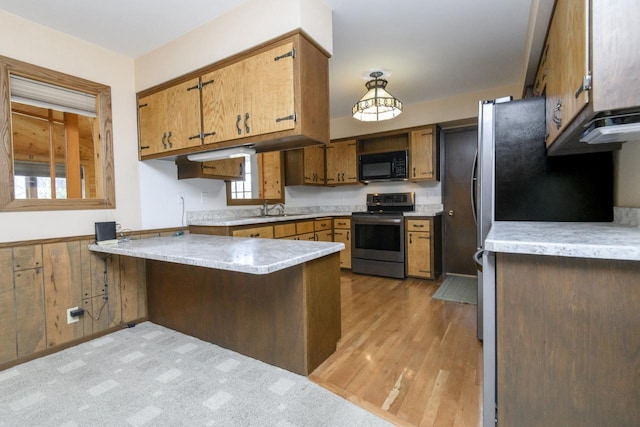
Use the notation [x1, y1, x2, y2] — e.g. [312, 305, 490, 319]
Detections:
[352, 76, 403, 122]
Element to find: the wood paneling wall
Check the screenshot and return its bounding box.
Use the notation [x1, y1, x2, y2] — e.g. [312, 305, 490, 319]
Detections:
[0, 228, 181, 369]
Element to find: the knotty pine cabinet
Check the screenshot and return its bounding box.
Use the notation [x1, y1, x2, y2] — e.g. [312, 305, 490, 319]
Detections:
[285, 145, 326, 185]
[177, 157, 245, 180]
[201, 42, 295, 144]
[409, 126, 439, 182]
[405, 216, 442, 280]
[332, 217, 351, 269]
[314, 218, 333, 242]
[137, 32, 329, 160]
[535, 0, 640, 155]
[325, 139, 358, 185]
[138, 78, 202, 157]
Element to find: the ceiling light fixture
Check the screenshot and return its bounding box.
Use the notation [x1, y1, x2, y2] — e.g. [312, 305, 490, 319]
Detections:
[352, 71, 403, 122]
[187, 146, 255, 162]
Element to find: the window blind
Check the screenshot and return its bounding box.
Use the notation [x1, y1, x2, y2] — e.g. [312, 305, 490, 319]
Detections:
[10, 74, 97, 117]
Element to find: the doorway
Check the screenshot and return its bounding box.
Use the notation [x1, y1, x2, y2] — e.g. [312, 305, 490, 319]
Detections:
[442, 126, 477, 276]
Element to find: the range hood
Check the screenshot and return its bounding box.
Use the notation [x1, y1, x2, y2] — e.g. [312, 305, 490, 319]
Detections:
[580, 111, 640, 144]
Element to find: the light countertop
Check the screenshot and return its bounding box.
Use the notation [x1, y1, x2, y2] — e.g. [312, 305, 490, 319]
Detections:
[89, 234, 344, 275]
[485, 221, 640, 261]
[188, 210, 442, 227]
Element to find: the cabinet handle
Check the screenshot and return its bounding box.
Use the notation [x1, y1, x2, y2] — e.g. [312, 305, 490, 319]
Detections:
[138, 103, 148, 109]
[413, 167, 416, 178]
[341, 173, 345, 182]
[347, 231, 350, 240]
[140, 145, 150, 150]
[244, 112, 250, 133]
[552, 100, 562, 130]
[201, 79, 215, 88]
[274, 49, 295, 61]
[418, 236, 430, 240]
[236, 115, 242, 135]
[161, 132, 167, 149]
[167, 131, 173, 148]
[188, 134, 201, 141]
[202, 131, 216, 139]
[409, 233, 413, 244]
[575, 74, 592, 99]
[414, 224, 425, 228]
[275, 113, 296, 123]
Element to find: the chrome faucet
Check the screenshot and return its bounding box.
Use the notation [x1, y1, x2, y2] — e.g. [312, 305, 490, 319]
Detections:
[262, 201, 285, 216]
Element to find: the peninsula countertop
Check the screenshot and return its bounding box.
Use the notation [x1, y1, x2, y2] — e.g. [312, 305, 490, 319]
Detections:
[89, 234, 344, 275]
[485, 221, 640, 261]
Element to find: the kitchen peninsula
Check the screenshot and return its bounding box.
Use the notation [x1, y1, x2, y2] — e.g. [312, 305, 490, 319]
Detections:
[89, 234, 344, 375]
[482, 221, 640, 427]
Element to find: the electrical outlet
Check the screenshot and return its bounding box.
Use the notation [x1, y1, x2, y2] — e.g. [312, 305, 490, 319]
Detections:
[200, 192, 208, 204]
[178, 192, 185, 204]
[67, 307, 79, 324]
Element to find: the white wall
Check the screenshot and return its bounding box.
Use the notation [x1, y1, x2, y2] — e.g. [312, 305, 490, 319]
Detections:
[0, 10, 141, 243]
[615, 140, 640, 208]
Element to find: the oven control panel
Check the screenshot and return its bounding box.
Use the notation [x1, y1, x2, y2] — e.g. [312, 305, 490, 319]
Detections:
[366, 192, 415, 212]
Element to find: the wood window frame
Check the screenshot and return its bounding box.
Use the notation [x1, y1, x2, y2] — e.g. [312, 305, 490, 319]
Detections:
[0, 55, 115, 211]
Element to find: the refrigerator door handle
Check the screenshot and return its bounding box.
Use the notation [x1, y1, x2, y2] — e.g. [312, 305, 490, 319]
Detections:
[473, 248, 484, 272]
[471, 149, 478, 224]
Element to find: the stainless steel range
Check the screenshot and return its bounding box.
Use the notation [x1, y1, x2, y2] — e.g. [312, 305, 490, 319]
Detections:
[351, 192, 415, 279]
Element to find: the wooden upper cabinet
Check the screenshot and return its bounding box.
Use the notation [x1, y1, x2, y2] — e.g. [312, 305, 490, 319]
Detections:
[543, 0, 589, 148]
[201, 44, 294, 144]
[326, 139, 358, 185]
[303, 146, 326, 184]
[538, 0, 640, 154]
[259, 151, 283, 200]
[409, 125, 439, 182]
[138, 78, 202, 156]
[137, 32, 329, 160]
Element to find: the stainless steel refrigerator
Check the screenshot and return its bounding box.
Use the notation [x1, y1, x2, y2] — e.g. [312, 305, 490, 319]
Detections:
[473, 96, 613, 426]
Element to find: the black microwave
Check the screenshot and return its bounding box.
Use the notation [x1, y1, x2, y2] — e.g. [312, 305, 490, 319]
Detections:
[358, 150, 408, 182]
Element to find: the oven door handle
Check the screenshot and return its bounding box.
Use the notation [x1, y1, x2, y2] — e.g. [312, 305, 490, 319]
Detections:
[352, 216, 403, 225]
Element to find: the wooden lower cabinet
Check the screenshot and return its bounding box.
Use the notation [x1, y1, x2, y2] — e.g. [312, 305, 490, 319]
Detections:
[332, 217, 351, 269]
[405, 216, 442, 280]
[232, 226, 274, 239]
[496, 253, 640, 426]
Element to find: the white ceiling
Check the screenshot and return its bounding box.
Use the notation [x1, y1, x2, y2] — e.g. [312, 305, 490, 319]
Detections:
[0, 0, 548, 119]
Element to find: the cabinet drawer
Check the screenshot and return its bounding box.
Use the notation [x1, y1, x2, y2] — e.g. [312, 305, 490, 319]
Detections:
[295, 232, 316, 241]
[232, 226, 274, 239]
[13, 245, 43, 271]
[315, 218, 332, 231]
[274, 223, 296, 239]
[296, 221, 315, 235]
[334, 218, 351, 229]
[406, 219, 431, 233]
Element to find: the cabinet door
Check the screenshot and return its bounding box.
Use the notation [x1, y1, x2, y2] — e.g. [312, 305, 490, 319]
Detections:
[326, 139, 357, 184]
[315, 230, 333, 242]
[165, 78, 202, 151]
[138, 90, 167, 156]
[259, 151, 282, 200]
[201, 158, 244, 179]
[406, 231, 432, 278]
[201, 61, 245, 143]
[244, 42, 296, 136]
[303, 145, 326, 184]
[15, 268, 46, 357]
[333, 229, 351, 269]
[544, 0, 589, 148]
[409, 127, 435, 181]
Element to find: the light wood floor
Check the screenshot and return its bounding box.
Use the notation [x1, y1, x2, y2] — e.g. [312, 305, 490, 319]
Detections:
[310, 272, 482, 427]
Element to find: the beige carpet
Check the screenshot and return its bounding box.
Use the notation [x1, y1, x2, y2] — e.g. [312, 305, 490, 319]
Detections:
[0, 322, 391, 426]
